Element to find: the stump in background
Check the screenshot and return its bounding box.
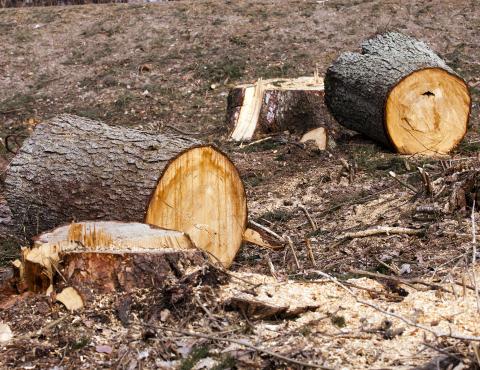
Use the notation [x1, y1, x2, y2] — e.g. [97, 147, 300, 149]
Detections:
[227, 76, 336, 141]
[325, 32, 471, 155]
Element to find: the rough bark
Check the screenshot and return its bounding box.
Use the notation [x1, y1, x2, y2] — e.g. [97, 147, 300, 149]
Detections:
[4, 115, 199, 240]
[324, 32, 470, 152]
[56, 249, 206, 299]
[227, 77, 338, 141]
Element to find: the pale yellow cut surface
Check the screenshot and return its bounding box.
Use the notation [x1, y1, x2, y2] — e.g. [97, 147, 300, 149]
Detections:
[56, 287, 84, 311]
[235, 76, 324, 91]
[300, 127, 328, 150]
[385, 68, 470, 155]
[34, 221, 193, 252]
[145, 146, 247, 268]
[243, 228, 282, 250]
[230, 80, 264, 141]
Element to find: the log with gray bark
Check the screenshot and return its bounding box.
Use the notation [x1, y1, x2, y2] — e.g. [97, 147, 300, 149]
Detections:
[4, 115, 197, 238]
[5, 115, 247, 267]
[324, 32, 471, 155]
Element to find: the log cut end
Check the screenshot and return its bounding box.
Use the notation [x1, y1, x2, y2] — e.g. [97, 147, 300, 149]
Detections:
[145, 146, 247, 268]
[386, 68, 470, 155]
[228, 76, 325, 141]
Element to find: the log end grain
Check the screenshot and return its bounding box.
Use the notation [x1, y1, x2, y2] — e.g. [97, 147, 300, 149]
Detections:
[145, 145, 247, 268]
[385, 68, 471, 155]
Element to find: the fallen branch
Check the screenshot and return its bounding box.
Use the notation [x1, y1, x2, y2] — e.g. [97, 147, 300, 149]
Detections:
[349, 268, 452, 293]
[470, 199, 480, 312]
[287, 236, 301, 270]
[305, 238, 317, 268]
[339, 226, 424, 240]
[148, 324, 332, 369]
[299, 204, 317, 231]
[15, 315, 69, 341]
[250, 220, 285, 242]
[389, 171, 418, 193]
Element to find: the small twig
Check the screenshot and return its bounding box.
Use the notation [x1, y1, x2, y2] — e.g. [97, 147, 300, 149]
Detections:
[389, 171, 418, 193]
[299, 204, 317, 231]
[473, 343, 480, 366]
[349, 268, 451, 293]
[266, 254, 278, 281]
[470, 199, 480, 312]
[16, 315, 69, 341]
[250, 220, 284, 242]
[374, 257, 400, 275]
[193, 294, 219, 322]
[147, 324, 331, 369]
[304, 238, 317, 268]
[418, 167, 434, 195]
[240, 136, 272, 149]
[339, 226, 424, 240]
[286, 236, 301, 270]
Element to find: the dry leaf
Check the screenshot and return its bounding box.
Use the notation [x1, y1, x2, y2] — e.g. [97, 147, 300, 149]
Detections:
[95, 344, 113, 354]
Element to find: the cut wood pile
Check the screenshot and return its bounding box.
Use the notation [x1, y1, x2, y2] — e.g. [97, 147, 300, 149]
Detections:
[4, 114, 247, 267]
[0, 31, 478, 369]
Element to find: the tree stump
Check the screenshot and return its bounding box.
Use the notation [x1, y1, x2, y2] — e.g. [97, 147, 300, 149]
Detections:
[22, 221, 205, 299]
[226, 76, 336, 141]
[325, 32, 471, 155]
[5, 115, 247, 267]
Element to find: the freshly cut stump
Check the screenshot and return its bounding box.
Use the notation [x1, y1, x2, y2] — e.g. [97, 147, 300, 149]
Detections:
[325, 32, 471, 155]
[4, 114, 199, 240]
[22, 221, 204, 296]
[227, 76, 336, 141]
[146, 146, 247, 268]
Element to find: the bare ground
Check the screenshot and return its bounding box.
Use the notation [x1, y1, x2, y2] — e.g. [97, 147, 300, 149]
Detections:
[1, 0, 480, 368]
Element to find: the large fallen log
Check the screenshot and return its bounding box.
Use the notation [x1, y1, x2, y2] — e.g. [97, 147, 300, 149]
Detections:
[22, 221, 206, 299]
[227, 76, 336, 141]
[325, 32, 471, 155]
[5, 115, 247, 267]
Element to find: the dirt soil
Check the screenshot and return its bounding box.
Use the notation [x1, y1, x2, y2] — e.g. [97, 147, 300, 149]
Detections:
[0, 0, 480, 369]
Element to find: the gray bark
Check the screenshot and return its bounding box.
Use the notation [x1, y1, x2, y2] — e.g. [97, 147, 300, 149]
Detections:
[324, 32, 458, 148]
[4, 114, 199, 240]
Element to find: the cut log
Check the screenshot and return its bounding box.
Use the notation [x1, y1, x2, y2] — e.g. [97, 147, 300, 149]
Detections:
[227, 76, 336, 141]
[4, 114, 198, 240]
[22, 221, 206, 297]
[145, 146, 247, 268]
[325, 32, 471, 155]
